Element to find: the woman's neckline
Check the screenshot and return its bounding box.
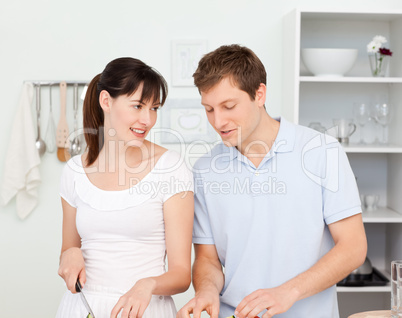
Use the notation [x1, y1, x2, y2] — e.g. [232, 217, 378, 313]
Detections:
[78, 150, 170, 193]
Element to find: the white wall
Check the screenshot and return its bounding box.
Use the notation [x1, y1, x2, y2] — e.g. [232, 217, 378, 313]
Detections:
[1, 0, 402, 317]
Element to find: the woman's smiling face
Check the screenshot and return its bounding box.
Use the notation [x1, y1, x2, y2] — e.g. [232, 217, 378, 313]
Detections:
[101, 83, 161, 147]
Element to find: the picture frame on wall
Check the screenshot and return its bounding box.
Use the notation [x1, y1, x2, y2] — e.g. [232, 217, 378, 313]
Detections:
[171, 40, 208, 87]
[160, 98, 217, 144]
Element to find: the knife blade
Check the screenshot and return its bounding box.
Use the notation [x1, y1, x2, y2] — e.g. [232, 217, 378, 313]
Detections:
[75, 280, 96, 318]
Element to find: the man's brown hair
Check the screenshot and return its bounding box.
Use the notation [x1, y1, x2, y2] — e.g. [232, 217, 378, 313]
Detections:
[193, 44, 267, 101]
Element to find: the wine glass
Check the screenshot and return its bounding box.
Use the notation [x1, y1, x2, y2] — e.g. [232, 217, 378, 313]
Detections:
[373, 102, 392, 144]
[353, 102, 370, 144]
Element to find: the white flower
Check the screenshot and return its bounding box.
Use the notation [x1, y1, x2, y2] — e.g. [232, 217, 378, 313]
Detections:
[373, 35, 387, 44]
[367, 35, 388, 53]
[367, 41, 380, 53]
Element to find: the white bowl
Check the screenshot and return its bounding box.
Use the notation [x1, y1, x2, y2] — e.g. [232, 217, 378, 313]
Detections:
[301, 48, 358, 77]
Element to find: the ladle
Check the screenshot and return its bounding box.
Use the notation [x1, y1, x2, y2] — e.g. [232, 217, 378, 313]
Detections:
[35, 85, 46, 156]
[45, 84, 57, 153]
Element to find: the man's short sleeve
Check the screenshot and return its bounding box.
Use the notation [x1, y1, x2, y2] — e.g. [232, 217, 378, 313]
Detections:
[321, 140, 362, 224]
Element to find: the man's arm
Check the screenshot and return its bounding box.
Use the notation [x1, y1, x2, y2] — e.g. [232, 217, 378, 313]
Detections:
[177, 244, 224, 318]
[193, 244, 225, 298]
[235, 213, 367, 318]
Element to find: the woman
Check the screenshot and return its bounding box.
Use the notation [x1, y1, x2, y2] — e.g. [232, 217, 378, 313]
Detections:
[56, 57, 194, 318]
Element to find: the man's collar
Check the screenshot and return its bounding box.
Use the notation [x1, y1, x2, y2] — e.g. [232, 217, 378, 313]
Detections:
[272, 117, 296, 153]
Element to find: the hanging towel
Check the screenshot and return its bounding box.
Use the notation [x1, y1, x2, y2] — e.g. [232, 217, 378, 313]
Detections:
[0, 82, 41, 219]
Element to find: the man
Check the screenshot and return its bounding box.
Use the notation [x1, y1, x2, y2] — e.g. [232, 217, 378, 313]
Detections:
[177, 44, 367, 318]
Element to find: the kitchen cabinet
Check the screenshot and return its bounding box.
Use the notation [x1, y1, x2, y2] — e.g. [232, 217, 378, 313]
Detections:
[282, 9, 402, 317]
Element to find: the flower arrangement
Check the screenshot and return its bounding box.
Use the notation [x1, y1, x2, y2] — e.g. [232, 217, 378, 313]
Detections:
[367, 35, 393, 76]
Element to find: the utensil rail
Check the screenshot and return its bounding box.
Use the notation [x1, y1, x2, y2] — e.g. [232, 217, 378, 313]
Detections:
[26, 81, 89, 87]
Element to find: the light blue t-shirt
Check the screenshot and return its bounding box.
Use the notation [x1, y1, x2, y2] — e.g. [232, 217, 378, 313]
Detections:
[192, 117, 361, 318]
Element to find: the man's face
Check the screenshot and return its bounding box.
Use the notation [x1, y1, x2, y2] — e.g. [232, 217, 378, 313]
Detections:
[200, 77, 265, 148]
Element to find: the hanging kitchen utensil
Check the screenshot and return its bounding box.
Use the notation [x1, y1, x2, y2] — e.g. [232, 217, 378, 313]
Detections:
[70, 83, 82, 156]
[35, 84, 47, 156]
[45, 84, 57, 153]
[77, 84, 86, 152]
[75, 280, 96, 318]
[81, 84, 88, 100]
[57, 81, 71, 162]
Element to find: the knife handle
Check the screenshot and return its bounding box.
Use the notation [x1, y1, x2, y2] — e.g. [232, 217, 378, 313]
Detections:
[75, 280, 82, 293]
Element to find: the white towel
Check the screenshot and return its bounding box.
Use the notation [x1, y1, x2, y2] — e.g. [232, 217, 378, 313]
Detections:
[1, 82, 41, 219]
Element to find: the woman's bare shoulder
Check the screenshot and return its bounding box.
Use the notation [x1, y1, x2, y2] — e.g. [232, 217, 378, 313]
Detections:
[147, 142, 169, 160]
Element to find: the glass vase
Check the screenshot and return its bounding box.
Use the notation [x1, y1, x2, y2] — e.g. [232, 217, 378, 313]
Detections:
[368, 53, 390, 77]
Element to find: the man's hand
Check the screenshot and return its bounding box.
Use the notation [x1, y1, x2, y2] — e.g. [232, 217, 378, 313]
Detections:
[176, 290, 220, 318]
[234, 285, 299, 318]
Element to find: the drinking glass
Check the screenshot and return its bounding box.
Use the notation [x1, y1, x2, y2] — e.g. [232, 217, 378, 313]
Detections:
[374, 103, 392, 144]
[332, 118, 356, 144]
[364, 194, 380, 211]
[391, 260, 402, 317]
[353, 102, 371, 144]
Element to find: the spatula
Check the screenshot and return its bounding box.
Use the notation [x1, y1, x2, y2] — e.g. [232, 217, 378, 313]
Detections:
[57, 81, 71, 162]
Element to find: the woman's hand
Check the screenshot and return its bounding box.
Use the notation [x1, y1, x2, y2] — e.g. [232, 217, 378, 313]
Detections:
[176, 288, 220, 318]
[110, 278, 156, 318]
[58, 247, 86, 293]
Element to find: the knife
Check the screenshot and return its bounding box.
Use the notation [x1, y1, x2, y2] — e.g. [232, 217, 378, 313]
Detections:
[75, 280, 96, 318]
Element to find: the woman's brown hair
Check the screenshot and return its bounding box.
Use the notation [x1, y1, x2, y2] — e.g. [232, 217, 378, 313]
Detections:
[193, 44, 266, 101]
[83, 57, 168, 166]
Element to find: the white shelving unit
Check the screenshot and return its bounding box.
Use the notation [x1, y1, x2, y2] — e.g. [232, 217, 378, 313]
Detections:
[300, 76, 402, 83]
[343, 144, 402, 153]
[337, 283, 389, 293]
[283, 9, 402, 317]
[363, 207, 402, 223]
